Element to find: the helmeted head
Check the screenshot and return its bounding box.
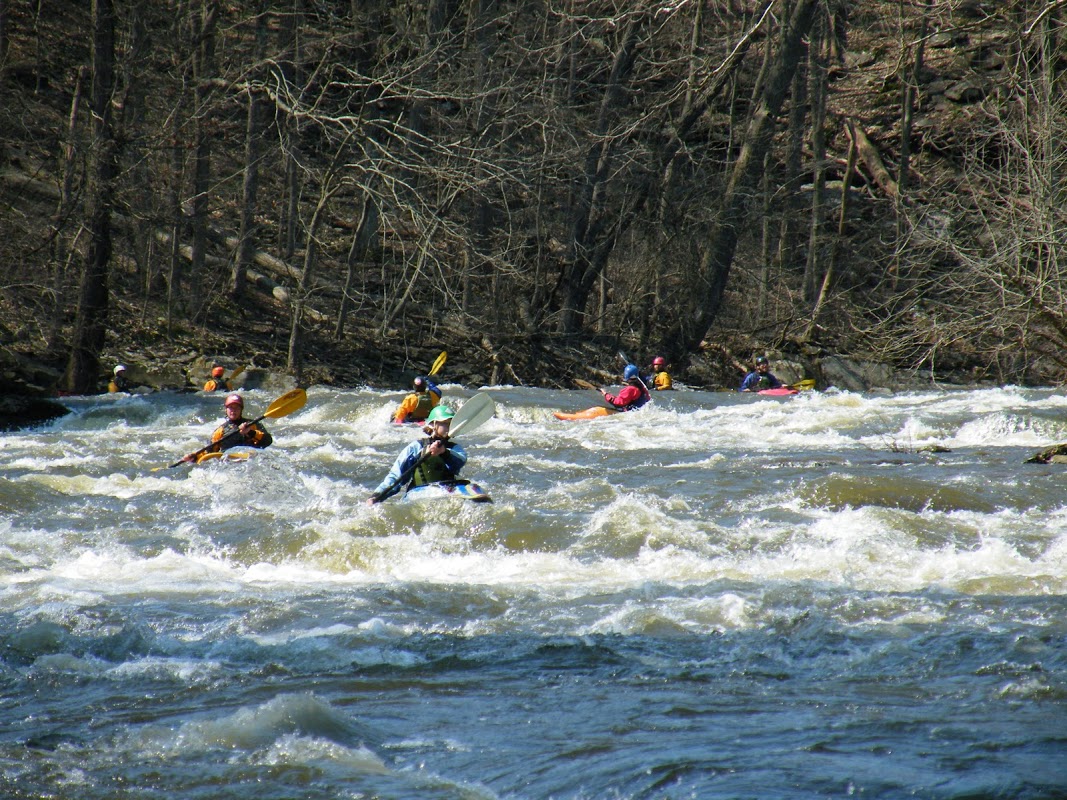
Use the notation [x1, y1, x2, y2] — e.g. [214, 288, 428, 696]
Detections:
[652, 356, 665, 368]
[114, 365, 126, 376]
[755, 356, 770, 372]
[413, 376, 427, 392]
[224, 393, 244, 409]
[426, 405, 454, 423]
[211, 365, 225, 378]
[623, 364, 639, 381]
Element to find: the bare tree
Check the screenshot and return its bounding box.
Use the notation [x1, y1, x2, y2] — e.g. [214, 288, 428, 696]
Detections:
[64, 0, 118, 393]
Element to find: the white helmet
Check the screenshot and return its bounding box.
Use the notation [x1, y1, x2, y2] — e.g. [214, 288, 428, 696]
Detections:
[114, 365, 127, 375]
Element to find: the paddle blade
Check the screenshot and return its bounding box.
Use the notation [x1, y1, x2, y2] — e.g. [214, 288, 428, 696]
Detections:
[792, 379, 816, 391]
[261, 388, 307, 420]
[449, 392, 495, 437]
[429, 351, 447, 376]
[228, 365, 246, 385]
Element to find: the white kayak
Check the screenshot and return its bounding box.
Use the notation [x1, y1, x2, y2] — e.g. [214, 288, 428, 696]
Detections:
[403, 481, 492, 503]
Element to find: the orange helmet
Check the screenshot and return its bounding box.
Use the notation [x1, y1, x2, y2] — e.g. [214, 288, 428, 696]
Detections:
[211, 366, 225, 378]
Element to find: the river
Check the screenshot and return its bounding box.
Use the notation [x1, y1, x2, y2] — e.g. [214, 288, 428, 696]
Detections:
[1, 384, 1065, 799]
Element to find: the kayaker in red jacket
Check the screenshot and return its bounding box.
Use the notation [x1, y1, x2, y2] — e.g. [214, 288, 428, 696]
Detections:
[601, 365, 651, 411]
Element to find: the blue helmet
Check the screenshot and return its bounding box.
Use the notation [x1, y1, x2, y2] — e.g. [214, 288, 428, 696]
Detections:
[623, 364, 639, 381]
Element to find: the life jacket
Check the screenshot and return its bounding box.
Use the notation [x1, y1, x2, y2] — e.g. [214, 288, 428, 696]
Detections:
[212, 418, 270, 450]
[653, 371, 673, 390]
[108, 377, 130, 393]
[204, 379, 228, 392]
[409, 391, 436, 421]
[625, 381, 651, 411]
[411, 439, 455, 486]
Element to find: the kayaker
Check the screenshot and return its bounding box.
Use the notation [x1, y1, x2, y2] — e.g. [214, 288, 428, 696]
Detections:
[391, 375, 442, 424]
[108, 365, 131, 393]
[600, 364, 651, 411]
[739, 356, 783, 392]
[183, 393, 272, 461]
[203, 365, 230, 392]
[647, 356, 673, 390]
[367, 405, 467, 504]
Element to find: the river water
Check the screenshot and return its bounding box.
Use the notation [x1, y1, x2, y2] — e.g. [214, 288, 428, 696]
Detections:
[1, 384, 1065, 799]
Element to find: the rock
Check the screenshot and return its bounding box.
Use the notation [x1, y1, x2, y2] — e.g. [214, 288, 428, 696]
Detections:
[0, 394, 70, 431]
[818, 355, 896, 392]
[1025, 444, 1067, 464]
[945, 79, 987, 103]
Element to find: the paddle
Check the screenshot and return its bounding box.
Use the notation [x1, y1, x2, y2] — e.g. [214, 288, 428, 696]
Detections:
[791, 379, 816, 391]
[369, 392, 495, 503]
[429, 351, 447, 377]
[154, 388, 307, 470]
[572, 378, 615, 410]
[228, 365, 246, 386]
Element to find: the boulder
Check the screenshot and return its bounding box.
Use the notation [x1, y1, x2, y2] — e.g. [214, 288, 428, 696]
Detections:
[0, 394, 70, 431]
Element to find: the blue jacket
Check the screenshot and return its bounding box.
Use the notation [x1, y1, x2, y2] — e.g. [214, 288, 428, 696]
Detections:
[739, 370, 783, 392]
[371, 438, 468, 502]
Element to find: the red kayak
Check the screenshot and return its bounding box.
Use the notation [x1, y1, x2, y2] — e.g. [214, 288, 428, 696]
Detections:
[758, 387, 799, 396]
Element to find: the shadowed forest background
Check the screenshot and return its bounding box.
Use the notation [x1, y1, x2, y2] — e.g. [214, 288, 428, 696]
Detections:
[1, 0, 1065, 393]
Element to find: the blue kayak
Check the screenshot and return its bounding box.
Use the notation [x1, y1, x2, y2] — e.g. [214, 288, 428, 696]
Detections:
[404, 481, 492, 503]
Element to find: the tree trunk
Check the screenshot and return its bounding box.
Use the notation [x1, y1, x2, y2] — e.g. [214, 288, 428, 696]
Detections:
[558, 10, 647, 334]
[64, 0, 117, 394]
[233, 1, 268, 300]
[48, 65, 87, 352]
[277, 0, 303, 259]
[804, 118, 859, 342]
[802, 13, 828, 303]
[334, 191, 379, 340]
[671, 0, 821, 356]
[190, 0, 218, 319]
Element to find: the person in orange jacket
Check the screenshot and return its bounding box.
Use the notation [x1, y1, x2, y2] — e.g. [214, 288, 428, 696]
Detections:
[183, 394, 271, 462]
[647, 356, 673, 390]
[203, 365, 230, 392]
[391, 376, 442, 424]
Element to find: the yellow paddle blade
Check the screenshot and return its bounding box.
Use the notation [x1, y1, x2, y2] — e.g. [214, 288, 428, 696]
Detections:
[262, 387, 307, 419]
[792, 379, 816, 391]
[228, 365, 246, 384]
[429, 351, 447, 376]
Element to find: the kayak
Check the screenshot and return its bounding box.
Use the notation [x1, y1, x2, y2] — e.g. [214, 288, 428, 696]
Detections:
[404, 480, 492, 503]
[196, 445, 260, 464]
[758, 387, 799, 396]
[553, 406, 617, 421]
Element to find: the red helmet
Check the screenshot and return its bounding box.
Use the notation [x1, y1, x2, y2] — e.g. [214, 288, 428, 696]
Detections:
[211, 366, 225, 378]
[224, 393, 243, 408]
[652, 356, 665, 367]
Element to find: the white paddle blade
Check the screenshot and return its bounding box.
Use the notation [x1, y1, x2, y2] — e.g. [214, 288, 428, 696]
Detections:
[450, 393, 495, 437]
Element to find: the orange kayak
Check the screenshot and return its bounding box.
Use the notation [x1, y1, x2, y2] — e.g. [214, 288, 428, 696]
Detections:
[553, 406, 616, 421]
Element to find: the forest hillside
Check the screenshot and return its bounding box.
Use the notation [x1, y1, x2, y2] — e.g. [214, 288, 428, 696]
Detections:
[1, 0, 1065, 397]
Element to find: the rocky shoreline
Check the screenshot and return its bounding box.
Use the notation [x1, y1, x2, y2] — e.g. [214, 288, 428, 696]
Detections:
[2, 334, 1002, 433]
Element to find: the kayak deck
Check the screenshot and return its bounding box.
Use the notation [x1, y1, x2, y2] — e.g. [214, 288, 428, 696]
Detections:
[196, 445, 259, 464]
[404, 480, 492, 503]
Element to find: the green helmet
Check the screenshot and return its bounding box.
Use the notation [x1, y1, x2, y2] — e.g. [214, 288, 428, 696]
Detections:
[426, 405, 454, 423]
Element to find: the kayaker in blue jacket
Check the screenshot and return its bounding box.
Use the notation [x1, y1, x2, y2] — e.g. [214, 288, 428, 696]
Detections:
[367, 405, 467, 504]
[739, 356, 783, 392]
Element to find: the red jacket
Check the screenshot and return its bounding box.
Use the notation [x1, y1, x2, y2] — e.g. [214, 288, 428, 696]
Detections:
[603, 383, 650, 411]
